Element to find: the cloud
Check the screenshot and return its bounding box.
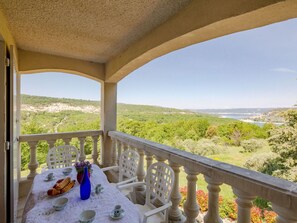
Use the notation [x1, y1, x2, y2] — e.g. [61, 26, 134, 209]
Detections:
[272, 67, 297, 74]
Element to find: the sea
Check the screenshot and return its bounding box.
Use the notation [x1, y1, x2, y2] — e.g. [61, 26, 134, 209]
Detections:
[191, 108, 279, 126]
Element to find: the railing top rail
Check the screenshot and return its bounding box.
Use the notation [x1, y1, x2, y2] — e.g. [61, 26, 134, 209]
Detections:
[19, 130, 103, 142]
[108, 130, 297, 209]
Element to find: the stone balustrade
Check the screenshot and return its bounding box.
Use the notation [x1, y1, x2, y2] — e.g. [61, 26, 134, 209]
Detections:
[108, 131, 297, 223]
[19, 130, 103, 180]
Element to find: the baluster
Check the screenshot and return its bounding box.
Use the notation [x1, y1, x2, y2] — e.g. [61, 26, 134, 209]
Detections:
[184, 168, 199, 223]
[78, 137, 86, 161]
[156, 156, 166, 162]
[100, 133, 104, 165]
[27, 141, 39, 179]
[135, 148, 146, 203]
[117, 140, 122, 165]
[47, 140, 56, 149]
[136, 149, 145, 184]
[92, 135, 99, 165]
[145, 152, 153, 171]
[168, 161, 184, 222]
[123, 142, 128, 151]
[233, 188, 256, 223]
[111, 138, 117, 166]
[204, 176, 222, 223]
[63, 138, 71, 145]
[272, 204, 297, 223]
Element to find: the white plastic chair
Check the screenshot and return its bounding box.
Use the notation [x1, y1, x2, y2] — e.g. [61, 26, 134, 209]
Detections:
[102, 149, 140, 188]
[118, 162, 175, 223]
[46, 145, 79, 169]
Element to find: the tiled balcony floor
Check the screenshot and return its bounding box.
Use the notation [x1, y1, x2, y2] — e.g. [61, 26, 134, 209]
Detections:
[17, 196, 26, 223]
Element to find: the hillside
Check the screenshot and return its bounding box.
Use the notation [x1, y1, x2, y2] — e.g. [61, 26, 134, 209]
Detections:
[21, 94, 189, 114]
[21, 94, 236, 133]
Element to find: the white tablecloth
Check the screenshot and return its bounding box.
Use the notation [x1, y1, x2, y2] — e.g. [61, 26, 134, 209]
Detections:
[22, 165, 141, 223]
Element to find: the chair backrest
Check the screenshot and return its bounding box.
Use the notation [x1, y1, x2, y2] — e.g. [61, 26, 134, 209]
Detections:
[47, 145, 78, 169]
[118, 149, 140, 181]
[145, 162, 174, 209]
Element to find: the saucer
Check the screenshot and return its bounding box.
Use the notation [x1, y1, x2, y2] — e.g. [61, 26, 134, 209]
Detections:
[95, 187, 104, 194]
[109, 210, 125, 220]
[44, 176, 55, 182]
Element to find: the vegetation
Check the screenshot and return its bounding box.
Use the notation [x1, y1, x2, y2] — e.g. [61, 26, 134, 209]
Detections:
[253, 110, 297, 182]
[20, 94, 297, 221]
[21, 95, 272, 170]
[180, 187, 277, 222]
[241, 138, 268, 153]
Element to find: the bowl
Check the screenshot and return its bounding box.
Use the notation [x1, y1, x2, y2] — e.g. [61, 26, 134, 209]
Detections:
[79, 210, 96, 223]
[52, 197, 68, 211]
[62, 168, 73, 176]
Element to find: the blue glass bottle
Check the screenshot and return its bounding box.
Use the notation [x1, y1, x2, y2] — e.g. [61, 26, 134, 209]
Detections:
[80, 166, 91, 200]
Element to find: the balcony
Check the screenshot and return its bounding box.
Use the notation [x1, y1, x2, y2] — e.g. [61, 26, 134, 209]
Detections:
[2, 1, 297, 222]
[17, 130, 297, 222]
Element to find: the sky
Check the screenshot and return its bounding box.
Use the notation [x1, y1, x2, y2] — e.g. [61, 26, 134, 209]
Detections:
[21, 18, 297, 109]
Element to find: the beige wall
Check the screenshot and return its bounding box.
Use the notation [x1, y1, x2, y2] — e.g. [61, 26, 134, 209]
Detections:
[18, 49, 105, 82]
[0, 40, 7, 223]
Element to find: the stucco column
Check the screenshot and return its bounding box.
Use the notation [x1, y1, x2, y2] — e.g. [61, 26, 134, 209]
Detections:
[101, 82, 117, 167]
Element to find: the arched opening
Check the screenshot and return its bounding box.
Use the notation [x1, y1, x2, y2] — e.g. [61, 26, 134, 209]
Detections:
[117, 18, 297, 218]
[20, 72, 101, 178]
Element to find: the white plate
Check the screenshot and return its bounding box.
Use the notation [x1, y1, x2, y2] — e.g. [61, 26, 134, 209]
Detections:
[109, 210, 125, 220]
[47, 182, 76, 198]
[44, 176, 56, 182]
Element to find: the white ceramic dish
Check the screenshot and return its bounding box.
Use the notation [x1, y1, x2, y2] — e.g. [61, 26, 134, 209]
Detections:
[79, 210, 96, 223]
[62, 168, 73, 176]
[44, 176, 56, 182]
[52, 197, 68, 211]
[109, 210, 125, 220]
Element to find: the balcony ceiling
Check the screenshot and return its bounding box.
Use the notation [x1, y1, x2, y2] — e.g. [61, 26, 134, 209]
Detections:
[0, 0, 191, 63]
[1, 0, 297, 82]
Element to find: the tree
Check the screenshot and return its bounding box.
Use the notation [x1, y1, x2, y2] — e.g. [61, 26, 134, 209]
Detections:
[265, 109, 297, 181]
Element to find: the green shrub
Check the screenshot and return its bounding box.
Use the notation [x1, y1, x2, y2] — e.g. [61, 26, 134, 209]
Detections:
[244, 153, 278, 171]
[210, 136, 223, 144]
[253, 197, 271, 210]
[175, 138, 227, 156]
[195, 139, 226, 156]
[241, 138, 268, 153]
